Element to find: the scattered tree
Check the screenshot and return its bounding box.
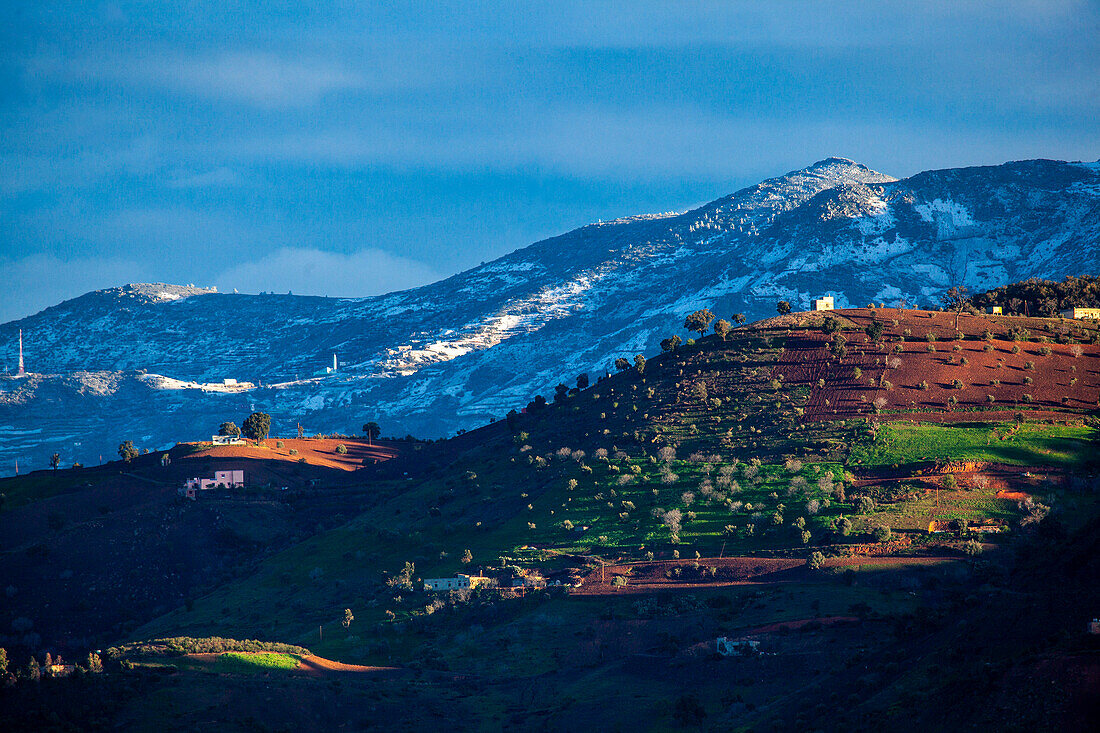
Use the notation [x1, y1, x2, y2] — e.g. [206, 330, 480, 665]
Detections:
[864, 320, 885, 342]
[714, 319, 731, 340]
[362, 421, 381, 442]
[460, 548, 473, 565]
[342, 608, 354, 629]
[218, 421, 241, 438]
[660, 335, 682, 352]
[50, 453, 60, 471]
[684, 309, 716, 338]
[733, 313, 746, 325]
[807, 551, 826, 570]
[776, 300, 792, 315]
[242, 412, 272, 441]
[941, 285, 970, 330]
[118, 441, 138, 463]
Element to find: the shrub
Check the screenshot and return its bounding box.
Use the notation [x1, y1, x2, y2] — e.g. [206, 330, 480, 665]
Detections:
[1024, 360, 1035, 370]
[855, 496, 876, 514]
[1022, 393, 1034, 403]
[918, 380, 929, 390]
[962, 540, 984, 556]
[807, 551, 826, 571]
[1038, 346, 1052, 356]
[334, 444, 347, 454]
[951, 379, 964, 389]
[873, 524, 892, 542]
[926, 343, 936, 353]
[288, 449, 299, 456]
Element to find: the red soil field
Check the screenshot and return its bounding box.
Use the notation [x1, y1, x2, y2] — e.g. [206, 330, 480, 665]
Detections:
[181, 437, 399, 471]
[773, 309, 1099, 423]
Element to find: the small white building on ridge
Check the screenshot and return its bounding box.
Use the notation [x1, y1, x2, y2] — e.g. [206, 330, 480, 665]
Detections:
[181, 470, 245, 499]
[424, 574, 491, 592]
[813, 296, 834, 311]
[1061, 307, 1100, 320]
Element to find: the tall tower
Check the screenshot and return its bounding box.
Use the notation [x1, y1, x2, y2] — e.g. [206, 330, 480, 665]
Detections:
[17, 329, 25, 376]
[332, 353, 337, 372]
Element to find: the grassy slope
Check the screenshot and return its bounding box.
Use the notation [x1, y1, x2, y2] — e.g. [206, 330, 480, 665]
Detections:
[6, 309, 1099, 731]
[850, 421, 1093, 467]
[132, 312, 1098, 661]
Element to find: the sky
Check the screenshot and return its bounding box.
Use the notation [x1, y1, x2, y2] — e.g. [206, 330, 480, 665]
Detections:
[1, 1, 1098, 323]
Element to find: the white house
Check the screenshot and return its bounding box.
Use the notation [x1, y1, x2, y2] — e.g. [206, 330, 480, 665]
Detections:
[813, 296, 834, 311]
[181, 469, 245, 498]
[986, 306, 1003, 315]
[716, 637, 761, 657]
[212, 434, 246, 445]
[424, 574, 491, 592]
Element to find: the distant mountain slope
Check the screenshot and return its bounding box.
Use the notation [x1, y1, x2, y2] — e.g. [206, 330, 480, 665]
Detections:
[1, 157, 1098, 470]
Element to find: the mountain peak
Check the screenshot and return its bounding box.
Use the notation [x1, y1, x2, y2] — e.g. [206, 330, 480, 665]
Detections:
[111, 283, 218, 303]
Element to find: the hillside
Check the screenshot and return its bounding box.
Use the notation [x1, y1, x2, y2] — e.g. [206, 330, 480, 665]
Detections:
[3, 157, 1100, 471]
[2, 307, 1098, 730]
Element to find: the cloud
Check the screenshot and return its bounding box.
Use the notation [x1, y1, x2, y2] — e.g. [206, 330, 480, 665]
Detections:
[28, 51, 365, 108]
[214, 248, 443, 298]
[149, 52, 364, 107]
[0, 254, 147, 324]
[166, 166, 243, 189]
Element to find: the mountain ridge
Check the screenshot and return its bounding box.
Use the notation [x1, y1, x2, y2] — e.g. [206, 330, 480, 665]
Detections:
[2, 156, 1098, 471]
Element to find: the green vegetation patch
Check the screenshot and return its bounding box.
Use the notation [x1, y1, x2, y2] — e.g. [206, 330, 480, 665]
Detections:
[850, 422, 1096, 468]
[214, 651, 301, 673]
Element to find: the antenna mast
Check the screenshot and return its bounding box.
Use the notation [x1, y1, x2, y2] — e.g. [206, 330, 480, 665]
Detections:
[17, 329, 25, 376]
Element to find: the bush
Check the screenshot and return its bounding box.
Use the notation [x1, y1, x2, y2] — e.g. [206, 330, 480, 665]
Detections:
[872, 525, 892, 542]
[807, 551, 826, 570]
[962, 540, 984, 556]
[334, 444, 347, 454]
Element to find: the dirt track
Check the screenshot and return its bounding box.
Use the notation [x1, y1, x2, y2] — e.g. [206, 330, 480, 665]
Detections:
[574, 555, 958, 595]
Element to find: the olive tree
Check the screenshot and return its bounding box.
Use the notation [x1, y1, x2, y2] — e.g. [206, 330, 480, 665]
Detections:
[684, 309, 716, 338]
[242, 412, 272, 441]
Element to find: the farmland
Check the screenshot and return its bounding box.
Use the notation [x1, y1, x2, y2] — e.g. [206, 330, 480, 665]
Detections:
[2, 307, 1097, 731]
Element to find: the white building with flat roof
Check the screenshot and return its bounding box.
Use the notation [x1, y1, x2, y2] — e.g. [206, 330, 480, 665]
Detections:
[813, 296, 834, 311]
[181, 469, 245, 499]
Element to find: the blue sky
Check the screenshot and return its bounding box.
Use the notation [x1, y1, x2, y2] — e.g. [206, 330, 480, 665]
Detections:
[1, 1, 1098, 322]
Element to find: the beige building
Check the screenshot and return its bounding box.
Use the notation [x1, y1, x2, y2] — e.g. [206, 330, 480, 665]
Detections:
[1060, 307, 1100, 320]
[813, 295, 834, 311]
[986, 305, 1003, 314]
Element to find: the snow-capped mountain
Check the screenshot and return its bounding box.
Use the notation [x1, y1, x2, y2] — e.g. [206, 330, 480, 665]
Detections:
[2, 157, 1098, 471]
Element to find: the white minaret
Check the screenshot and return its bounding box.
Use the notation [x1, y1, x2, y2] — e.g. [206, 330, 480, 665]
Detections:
[332, 353, 337, 372]
[17, 329, 25, 376]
